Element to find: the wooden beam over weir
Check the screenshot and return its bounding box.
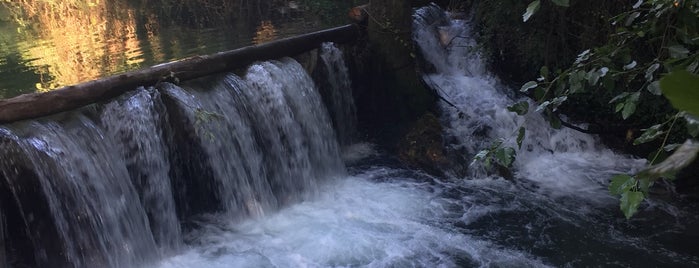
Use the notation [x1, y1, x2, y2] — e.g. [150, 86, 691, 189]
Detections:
[0, 24, 361, 124]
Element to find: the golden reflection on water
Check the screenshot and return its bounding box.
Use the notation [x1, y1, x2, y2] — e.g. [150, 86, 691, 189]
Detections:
[7, 0, 144, 92]
[254, 20, 277, 45]
[0, 0, 345, 97]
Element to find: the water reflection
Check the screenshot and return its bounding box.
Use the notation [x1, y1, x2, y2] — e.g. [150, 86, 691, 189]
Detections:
[254, 20, 277, 45]
[0, 0, 356, 98]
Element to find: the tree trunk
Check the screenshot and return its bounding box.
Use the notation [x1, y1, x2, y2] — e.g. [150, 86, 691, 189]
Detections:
[0, 24, 359, 123]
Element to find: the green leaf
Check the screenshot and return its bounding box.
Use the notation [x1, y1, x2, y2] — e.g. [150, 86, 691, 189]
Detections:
[522, 0, 540, 22]
[507, 101, 530, 115]
[520, 81, 538, 92]
[633, 124, 665, 145]
[568, 70, 586, 93]
[472, 149, 490, 165]
[637, 176, 653, 194]
[550, 96, 568, 111]
[548, 112, 562, 129]
[623, 60, 638, 70]
[586, 69, 601, 86]
[494, 147, 516, 167]
[622, 92, 640, 119]
[667, 45, 689, 59]
[684, 113, 699, 137]
[645, 63, 660, 82]
[625, 12, 640, 26]
[647, 81, 662, 95]
[516, 127, 526, 149]
[620, 191, 644, 219]
[615, 102, 625, 113]
[661, 70, 699, 117]
[551, 0, 570, 7]
[609, 92, 630, 104]
[574, 49, 592, 65]
[632, 0, 642, 9]
[540, 66, 550, 80]
[609, 174, 634, 195]
[622, 102, 636, 119]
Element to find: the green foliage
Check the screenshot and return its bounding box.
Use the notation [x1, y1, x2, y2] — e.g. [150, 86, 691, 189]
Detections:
[507, 101, 529, 115]
[473, 140, 518, 170]
[661, 70, 699, 117]
[512, 0, 699, 218]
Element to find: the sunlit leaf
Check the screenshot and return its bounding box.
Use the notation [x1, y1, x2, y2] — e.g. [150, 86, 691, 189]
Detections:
[632, 0, 643, 9]
[520, 81, 538, 92]
[660, 70, 699, 117]
[620, 191, 644, 219]
[522, 0, 540, 22]
[623, 60, 637, 70]
[633, 124, 665, 145]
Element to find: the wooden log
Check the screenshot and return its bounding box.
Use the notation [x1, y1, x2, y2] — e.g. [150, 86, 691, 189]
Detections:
[0, 24, 360, 124]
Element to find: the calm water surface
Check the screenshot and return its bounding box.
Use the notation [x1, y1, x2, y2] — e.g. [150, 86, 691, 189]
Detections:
[0, 0, 356, 98]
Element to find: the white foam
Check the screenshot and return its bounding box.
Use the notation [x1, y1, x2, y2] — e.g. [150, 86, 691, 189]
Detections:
[159, 170, 548, 268]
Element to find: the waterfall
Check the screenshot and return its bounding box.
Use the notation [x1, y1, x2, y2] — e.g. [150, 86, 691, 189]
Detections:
[0, 116, 159, 267]
[413, 4, 644, 197]
[0, 43, 349, 267]
[100, 88, 182, 254]
[317, 42, 358, 146]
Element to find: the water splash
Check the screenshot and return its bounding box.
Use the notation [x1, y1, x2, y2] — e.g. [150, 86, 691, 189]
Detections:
[413, 4, 645, 198]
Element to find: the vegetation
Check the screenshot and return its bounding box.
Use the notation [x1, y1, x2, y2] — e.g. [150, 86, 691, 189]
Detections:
[470, 0, 698, 218]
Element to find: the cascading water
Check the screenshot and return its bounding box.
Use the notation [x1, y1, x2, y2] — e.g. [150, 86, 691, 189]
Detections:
[317, 43, 358, 146]
[0, 42, 351, 267]
[1, 27, 697, 268]
[100, 88, 182, 254]
[0, 115, 159, 267]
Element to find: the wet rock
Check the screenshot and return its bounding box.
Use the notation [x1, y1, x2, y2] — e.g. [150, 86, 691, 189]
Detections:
[397, 113, 449, 176]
